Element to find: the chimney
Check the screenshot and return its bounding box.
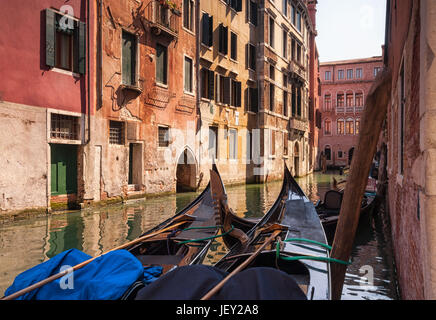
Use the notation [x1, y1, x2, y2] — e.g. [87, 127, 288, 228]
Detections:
[307, 0, 317, 32]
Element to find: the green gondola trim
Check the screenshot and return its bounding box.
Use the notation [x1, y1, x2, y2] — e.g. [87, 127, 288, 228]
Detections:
[177, 225, 235, 245]
[283, 238, 333, 251]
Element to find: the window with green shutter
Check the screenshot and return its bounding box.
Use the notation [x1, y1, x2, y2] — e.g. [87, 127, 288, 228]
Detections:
[201, 13, 213, 47]
[45, 8, 86, 74]
[184, 56, 193, 93]
[156, 43, 168, 85]
[122, 31, 137, 86]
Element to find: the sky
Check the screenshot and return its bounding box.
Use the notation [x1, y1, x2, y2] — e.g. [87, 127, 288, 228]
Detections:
[316, 0, 387, 63]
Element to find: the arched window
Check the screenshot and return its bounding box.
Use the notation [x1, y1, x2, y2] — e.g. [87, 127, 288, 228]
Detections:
[355, 91, 364, 107]
[324, 93, 332, 111]
[346, 118, 355, 135]
[324, 119, 332, 135]
[346, 91, 354, 107]
[337, 92, 344, 107]
[337, 119, 345, 135]
[355, 119, 361, 135]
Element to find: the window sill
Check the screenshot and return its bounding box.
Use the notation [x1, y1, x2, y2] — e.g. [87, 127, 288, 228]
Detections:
[155, 82, 168, 89]
[48, 138, 82, 145]
[184, 90, 195, 97]
[247, 111, 257, 115]
[51, 67, 81, 78]
[201, 43, 212, 51]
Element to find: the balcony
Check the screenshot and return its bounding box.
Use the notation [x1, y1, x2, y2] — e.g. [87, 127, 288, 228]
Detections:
[289, 117, 309, 133]
[287, 60, 306, 80]
[147, 0, 180, 39]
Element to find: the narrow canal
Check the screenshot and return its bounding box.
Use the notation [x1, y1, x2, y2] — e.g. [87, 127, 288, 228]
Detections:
[0, 172, 399, 300]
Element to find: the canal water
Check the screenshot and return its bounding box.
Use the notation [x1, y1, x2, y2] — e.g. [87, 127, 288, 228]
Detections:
[0, 172, 399, 300]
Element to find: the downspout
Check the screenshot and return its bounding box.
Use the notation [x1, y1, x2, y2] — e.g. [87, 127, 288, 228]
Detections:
[86, 0, 91, 144]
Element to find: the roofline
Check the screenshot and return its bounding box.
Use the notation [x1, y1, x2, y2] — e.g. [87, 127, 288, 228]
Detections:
[320, 56, 384, 66]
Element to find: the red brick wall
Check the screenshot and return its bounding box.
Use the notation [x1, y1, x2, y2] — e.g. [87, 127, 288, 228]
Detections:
[319, 58, 383, 167]
[385, 0, 424, 299]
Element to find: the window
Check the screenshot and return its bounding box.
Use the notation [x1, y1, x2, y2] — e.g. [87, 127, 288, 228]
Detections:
[296, 11, 301, 32]
[231, 79, 242, 107]
[156, 43, 168, 85]
[158, 126, 170, 147]
[122, 31, 137, 86]
[247, 43, 256, 70]
[346, 119, 355, 135]
[269, 83, 275, 112]
[248, 87, 259, 112]
[324, 94, 332, 111]
[324, 119, 332, 135]
[109, 121, 124, 145]
[374, 67, 382, 77]
[218, 23, 228, 55]
[346, 92, 354, 107]
[217, 75, 231, 104]
[325, 146, 331, 161]
[230, 0, 242, 12]
[201, 13, 213, 47]
[296, 43, 301, 63]
[283, 0, 288, 16]
[230, 32, 238, 60]
[270, 130, 276, 156]
[209, 126, 218, 159]
[184, 56, 193, 93]
[269, 17, 275, 48]
[283, 30, 287, 58]
[283, 132, 288, 156]
[229, 129, 238, 160]
[355, 92, 363, 106]
[200, 68, 214, 100]
[338, 70, 344, 80]
[45, 9, 86, 74]
[337, 120, 345, 135]
[325, 71, 331, 81]
[347, 69, 353, 79]
[356, 68, 363, 79]
[247, 131, 252, 162]
[283, 75, 288, 116]
[291, 38, 296, 61]
[291, 86, 297, 116]
[291, 5, 296, 26]
[297, 87, 302, 117]
[338, 151, 343, 158]
[183, 0, 194, 31]
[269, 65, 275, 81]
[355, 119, 360, 135]
[51, 114, 80, 140]
[249, 0, 258, 26]
[337, 93, 344, 107]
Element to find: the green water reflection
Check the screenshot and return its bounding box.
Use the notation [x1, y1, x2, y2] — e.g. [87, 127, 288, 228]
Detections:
[0, 172, 398, 300]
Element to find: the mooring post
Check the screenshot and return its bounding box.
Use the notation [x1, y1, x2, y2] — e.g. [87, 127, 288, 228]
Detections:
[330, 69, 392, 300]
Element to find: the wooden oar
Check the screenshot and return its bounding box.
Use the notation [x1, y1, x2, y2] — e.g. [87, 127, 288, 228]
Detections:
[1, 220, 189, 301]
[201, 229, 282, 300]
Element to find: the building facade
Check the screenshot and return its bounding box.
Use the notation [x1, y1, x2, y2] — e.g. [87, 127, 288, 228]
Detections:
[318, 56, 383, 168]
[382, 0, 436, 299]
[256, 0, 314, 180]
[0, 0, 95, 212]
[94, 0, 199, 204]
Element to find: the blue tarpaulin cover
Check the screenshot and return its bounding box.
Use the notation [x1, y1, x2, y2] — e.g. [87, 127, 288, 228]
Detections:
[4, 249, 150, 300]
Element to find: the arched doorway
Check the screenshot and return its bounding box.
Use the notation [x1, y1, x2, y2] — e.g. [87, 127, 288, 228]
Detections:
[348, 147, 355, 165]
[176, 148, 197, 192]
[294, 142, 300, 177]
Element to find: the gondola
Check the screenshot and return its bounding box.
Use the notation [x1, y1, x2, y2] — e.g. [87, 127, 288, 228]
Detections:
[315, 178, 376, 230]
[207, 164, 332, 300]
[2, 165, 233, 300]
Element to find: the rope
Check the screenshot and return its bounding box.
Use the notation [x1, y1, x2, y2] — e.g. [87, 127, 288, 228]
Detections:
[177, 225, 235, 245]
[275, 239, 351, 266]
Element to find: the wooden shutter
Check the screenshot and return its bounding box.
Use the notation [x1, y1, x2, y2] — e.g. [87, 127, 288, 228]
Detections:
[236, 0, 242, 12]
[208, 69, 215, 100]
[235, 81, 241, 107]
[201, 13, 209, 45]
[223, 77, 231, 105]
[74, 21, 86, 74]
[46, 9, 56, 68]
[208, 15, 213, 46]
